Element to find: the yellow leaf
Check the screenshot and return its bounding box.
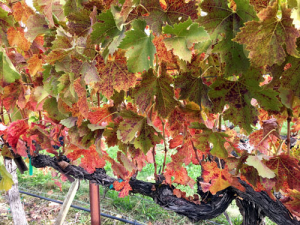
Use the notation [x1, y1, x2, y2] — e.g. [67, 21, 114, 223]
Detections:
[28, 54, 43, 76]
[12, 1, 34, 24]
[0, 165, 14, 191]
[7, 27, 31, 51]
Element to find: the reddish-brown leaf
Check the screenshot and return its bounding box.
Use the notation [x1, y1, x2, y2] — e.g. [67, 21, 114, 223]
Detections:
[95, 51, 136, 98]
[88, 105, 113, 125]
[266, 154, 300, 192]
[67, 145, 106, 173]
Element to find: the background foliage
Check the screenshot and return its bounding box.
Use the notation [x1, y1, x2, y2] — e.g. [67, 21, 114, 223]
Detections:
[1, 0, 300, 222]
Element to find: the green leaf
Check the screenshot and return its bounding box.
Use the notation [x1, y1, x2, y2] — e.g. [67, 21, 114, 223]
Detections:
[63, 0, 83, 16]
[67, 9, 91, 37]
[233, 3, 300, 67]
[198, 0, 257, 76]
[91, 9, 122, 46]
[134, 69, 177, 118]
[209, 132, 229, 159]
[136, 0, 198, 34]
[43, 97, 68, 121]
[0, 51, 20, 83]
[241, 69, 282, 112]
[117, 110, 161, 153]
[60, 117, 77, 128]
[209, 78, 258, 133]
[163, 18, 210, 62]
[246, 155, 276, 179]
[0, 165, 13, 192]
[118, 20, 156, 73]
[175, 72, 211, 108]
[280, 56, 300, 99]
[0, 7, 14, 45]
[88, 124, 106, 131]
[192, 123, 228, 158]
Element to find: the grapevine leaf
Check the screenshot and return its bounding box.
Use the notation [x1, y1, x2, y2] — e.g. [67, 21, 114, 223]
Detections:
[12, 1, 34, 24]
[233, 2, 300, 67]
[117, 110, 161, 154]
[130, 0, 198, 33]
[67, 145, 106, 173]
[88, 105, 113, 125]
[118, 19, 156, 73]
[285, 189, 300, 216]
[33, 0, 65, 27]
[280, 56, 300, 99]
[60, 117, 77, 128]
[43, 97, 68, 121]
[80, 61, 99, 84]
[28, 54, 44, 76]
[192, 123, 229, 158]
[7, 27, 31, 51]
[63, 0, 83, 16]
[117, 151, 136, 172]
[111, 0, 140, 30]
[94, 51, 136, 98]
[209, 132, 229, 159]
[0, 165, 13, 191]
[7, 120, 28, 150]
[34, 86, 49, 104]
[134, 68, 177, 118]
[118, 181, 132, 198]
[241, 69, 282, 112]
[202, 162, 231, 195]
[209, 78, 258, 133]
[250, 0, 270, 12]
[163, 18, 210, 62]
[246, 155, 276, 178]
[266, 154, 300, 191]
[91, 9, 124, 58]
[198, 0, 257, 76]
[0, 51, 20, 83]
[165, 166, 194, 186]
[175, 72, 211, 108]
[91, 9, 121, 44]
[25, 14, 48, 42]
[67, 9, 91, 36]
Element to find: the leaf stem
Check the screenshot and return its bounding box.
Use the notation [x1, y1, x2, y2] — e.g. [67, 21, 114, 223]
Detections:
[97, 92, 100, 107]
[287, 108, 292, 155]
[1, 100, 5, 124]
[218, 114, 222, 132]
[152, 146, 158, 180]
[160, 117, 168, 173]
[191, 140, 202, 167]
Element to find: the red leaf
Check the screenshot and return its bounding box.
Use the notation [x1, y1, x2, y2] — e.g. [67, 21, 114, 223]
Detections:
[118, 181, 132, 198]
[67, 145, 106, 173]
[88, 105, 113, 125]
[113, 181, 125, 191]
[7, 120, 28, 151]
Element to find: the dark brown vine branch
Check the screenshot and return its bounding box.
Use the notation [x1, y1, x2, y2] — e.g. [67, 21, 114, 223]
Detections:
[31, 154, 300, 225]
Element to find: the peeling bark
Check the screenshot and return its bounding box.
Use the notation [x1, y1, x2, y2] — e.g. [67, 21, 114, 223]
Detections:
[5, 158, 28, 225]
[236, 199, 265, 225]
[32, 154, 300, 225]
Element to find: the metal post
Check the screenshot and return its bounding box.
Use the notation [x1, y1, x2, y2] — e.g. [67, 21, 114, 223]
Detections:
[89, 181, 101, 225]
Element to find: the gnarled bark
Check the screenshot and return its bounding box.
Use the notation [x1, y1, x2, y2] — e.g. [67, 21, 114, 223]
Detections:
[32, 154, 300, 225]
